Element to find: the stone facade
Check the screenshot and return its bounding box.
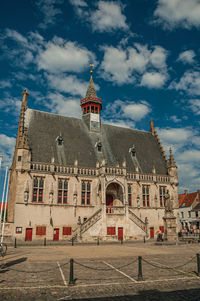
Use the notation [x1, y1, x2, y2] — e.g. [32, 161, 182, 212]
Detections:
[5, 76, 179, 242]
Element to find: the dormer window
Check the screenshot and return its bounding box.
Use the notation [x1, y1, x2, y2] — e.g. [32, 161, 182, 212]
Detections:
[129, 145, 136, 157]
[95, 141, 102, 152]
[57, 135, 63, 146]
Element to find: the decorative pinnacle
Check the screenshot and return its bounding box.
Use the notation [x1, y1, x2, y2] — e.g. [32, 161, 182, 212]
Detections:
[89, 64, 94, 76]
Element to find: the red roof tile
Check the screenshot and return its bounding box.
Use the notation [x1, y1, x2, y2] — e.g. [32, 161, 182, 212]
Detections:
[178, 192, 198, 207]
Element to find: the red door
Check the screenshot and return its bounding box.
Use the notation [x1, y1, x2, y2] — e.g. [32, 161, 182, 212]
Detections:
[118, 227, 123, 241]
[106, 194, 113, 213]
[159, 226, 164, 234]
[150, 227, 154, 239]
[53, 228, 59, 241]
[25, 228, 32, 241]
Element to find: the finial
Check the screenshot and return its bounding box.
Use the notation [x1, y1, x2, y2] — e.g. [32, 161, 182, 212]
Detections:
[90, 64, 94, 76]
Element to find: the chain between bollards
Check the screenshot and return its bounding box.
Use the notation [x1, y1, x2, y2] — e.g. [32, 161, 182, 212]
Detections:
[197, 253, 200, 276]
[69, 258, 75, 285]
[138, 256, 143, 281]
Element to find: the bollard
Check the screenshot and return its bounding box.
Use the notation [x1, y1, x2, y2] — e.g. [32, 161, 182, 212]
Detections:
[44, 237, 46, 246]
[121, 237, 123, 245]
[69, 258, 75, 285]
[97, 237, 99, 245]
[14, 238, 17, 248]
[72, 237, 74, 246]
[197, 254, 200, 276]
[137, 256, 143, 281]
[144, 236, 146, 243]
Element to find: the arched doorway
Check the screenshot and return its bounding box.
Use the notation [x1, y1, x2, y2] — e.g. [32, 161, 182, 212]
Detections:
[106, 182, 124, 214]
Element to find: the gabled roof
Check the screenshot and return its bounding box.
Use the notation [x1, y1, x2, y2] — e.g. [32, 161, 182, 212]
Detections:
[25, 109, 168, 174]
[179, 192, 198, 208]
[192, 202, 200, 211]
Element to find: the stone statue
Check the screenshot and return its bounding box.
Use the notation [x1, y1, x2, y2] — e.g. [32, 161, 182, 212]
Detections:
[164, 190, 173, 212]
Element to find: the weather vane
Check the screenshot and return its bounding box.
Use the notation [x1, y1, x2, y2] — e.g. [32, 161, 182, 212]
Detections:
[89, 64, 94, 75]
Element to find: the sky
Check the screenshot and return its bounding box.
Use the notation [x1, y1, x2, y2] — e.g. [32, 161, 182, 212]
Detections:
[0, 0, 200, 194]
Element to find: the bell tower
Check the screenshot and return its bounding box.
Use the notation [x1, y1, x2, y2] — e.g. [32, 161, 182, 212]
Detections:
[80, 65, 102, 132]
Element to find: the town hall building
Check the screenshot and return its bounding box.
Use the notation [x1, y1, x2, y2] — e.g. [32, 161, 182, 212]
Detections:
[6, 70, 179, 242]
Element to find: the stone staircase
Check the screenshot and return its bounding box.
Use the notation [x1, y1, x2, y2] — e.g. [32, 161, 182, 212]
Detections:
[128, 209, 147, 233]
[72, 208, 102, 239]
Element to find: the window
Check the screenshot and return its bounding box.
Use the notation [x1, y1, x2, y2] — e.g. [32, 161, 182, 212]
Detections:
[16, 227, 22, 234]
[36, 226, 46, 235]
[63, 227, 72, 235]
[58, 179, 68, 204]
[57, 135, 63, 146]
[142, 185, 150, 207]
[81, 181, 91, 205]
[181, 212, 184, 218]
[128, 184, 132, 206]
[32, 177, 44, 202]
[159, 186, 166, 207]
[196, 211, 199, 218]
[96, 141, 102, 152]
[18, 156, 21, 162]
[107, 227, 116, 235]
[188, 211, 191, 218]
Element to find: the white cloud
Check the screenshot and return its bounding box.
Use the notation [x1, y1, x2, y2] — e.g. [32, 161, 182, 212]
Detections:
[177, 50, 195, 64]
[0, 134, 15, 167]
[45, 92, 81, 118]
[103, 99, 151, 122]
[100, 43, 168, 85]
[36, 0, 64, 29]
[0, 96, 21, 115]
[90, 1, 128, 32]
[156, 126, 200, 192]
[141, 72, 167, 88]
[178, 149, 200, 162]
[154, 0, 200, 29]
[170, 115, 181, 123]
[157, 127, 193, 146]
[188, 99, 200, 115]
[102, 118, 134, 129]
[123, 103, 151, 121]
[46, 73, 99, 97]
[169, 71, 200, 95]
[37, 39, 95, 73]
[0, 80, 12, 89]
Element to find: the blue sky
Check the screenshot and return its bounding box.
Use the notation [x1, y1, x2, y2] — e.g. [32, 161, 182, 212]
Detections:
[0, 0, 200, 194]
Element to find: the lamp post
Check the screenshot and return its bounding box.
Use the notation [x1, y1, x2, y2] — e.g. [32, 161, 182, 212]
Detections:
[0, 165, 8, 224]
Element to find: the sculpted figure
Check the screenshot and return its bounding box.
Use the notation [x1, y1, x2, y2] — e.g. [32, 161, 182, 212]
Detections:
[164, 190, 173, 212]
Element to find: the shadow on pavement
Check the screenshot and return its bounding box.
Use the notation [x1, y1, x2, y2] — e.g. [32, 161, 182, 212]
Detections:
[70, 288, 200, 301]
[0, 257, 27, 274]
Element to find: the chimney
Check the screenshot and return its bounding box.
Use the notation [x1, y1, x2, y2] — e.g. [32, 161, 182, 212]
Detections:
[184, 189, 188, 195]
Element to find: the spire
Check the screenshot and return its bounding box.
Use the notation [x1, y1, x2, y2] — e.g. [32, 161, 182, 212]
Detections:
[18, 89, 29, 150]
[80, 65, 102, 118]
[168, 147, 177, 168]
[85, 75, 97, 98]
[149, 120, 168, 163]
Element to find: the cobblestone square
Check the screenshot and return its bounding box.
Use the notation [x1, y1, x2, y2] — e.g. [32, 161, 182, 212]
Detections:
[1, 241, 200, 300]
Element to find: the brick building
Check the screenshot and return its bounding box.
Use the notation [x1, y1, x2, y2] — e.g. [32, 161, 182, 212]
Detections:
[6, 72, 179, 242]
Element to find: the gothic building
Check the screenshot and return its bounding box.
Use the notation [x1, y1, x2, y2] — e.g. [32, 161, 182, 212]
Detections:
[7, 71, 179, 242]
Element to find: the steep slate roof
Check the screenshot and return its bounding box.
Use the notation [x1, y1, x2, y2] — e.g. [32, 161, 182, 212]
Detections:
[179, 192, 198, 208]
[25, 109, 168, 174]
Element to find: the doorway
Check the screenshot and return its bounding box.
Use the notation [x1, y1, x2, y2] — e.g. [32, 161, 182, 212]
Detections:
[150, 227, 154, 239]
[118, 227, 123, 241]
[106, 194, 113, 213]
[25, 228, 32, 241]
[53, 228, 59, 241]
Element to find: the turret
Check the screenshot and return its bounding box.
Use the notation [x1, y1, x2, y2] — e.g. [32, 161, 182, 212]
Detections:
[81, 66, 102, 132]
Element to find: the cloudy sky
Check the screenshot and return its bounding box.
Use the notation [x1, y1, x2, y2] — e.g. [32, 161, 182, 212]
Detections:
[0, 0, 200, 193]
